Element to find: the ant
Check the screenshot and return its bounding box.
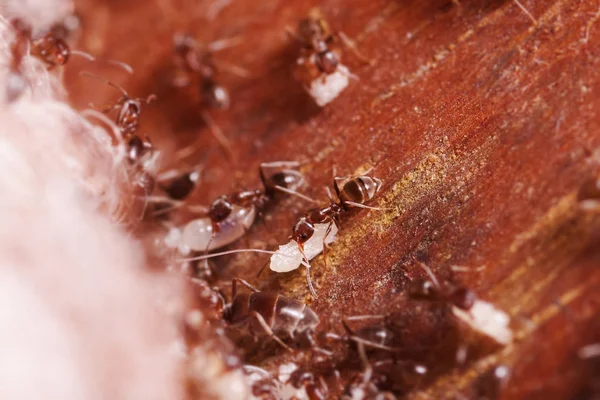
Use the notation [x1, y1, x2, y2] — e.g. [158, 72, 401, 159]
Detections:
[10, 17, 92, 70]
[269, 172, 383, 296]
[173, 33, 243, 109]
[287, 8, 369, 106]
[172, 33, 248, 155]
[81, 72, 157, 138]
[80, 72, 157, 166]
[220, 278, 319, 352]
[174, 161, 313, 255]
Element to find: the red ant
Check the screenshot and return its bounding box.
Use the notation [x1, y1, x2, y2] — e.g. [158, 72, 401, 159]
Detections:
[220, 278, 320, 352]
[175, 161, 313, 255]
[287, 8, 369, 105]
[268, 172, 383, 297]
[172, 33, 248, 155]
[9, 18, 92, 70]
[80, 72, 157, 138]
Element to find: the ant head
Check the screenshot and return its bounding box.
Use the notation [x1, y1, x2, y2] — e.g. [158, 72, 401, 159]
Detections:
[209, 196, 234, 223]
[292, 217, 315, 244]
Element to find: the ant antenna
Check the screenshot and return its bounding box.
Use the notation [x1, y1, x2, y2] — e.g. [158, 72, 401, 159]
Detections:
[416, 261, 440, 288]
[207, 35, 244, 52]
[79, 71, 129, 97]
[180, 248, 319, 298]
[106, 59, 134, 74]
[70, 50, 95, 61]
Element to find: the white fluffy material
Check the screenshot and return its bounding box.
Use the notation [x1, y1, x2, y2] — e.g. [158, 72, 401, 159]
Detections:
[0, 0, 74, 33]
[0, 11, 182, 400]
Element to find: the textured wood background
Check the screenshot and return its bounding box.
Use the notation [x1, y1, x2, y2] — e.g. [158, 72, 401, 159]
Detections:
[66, 0, 600, 398]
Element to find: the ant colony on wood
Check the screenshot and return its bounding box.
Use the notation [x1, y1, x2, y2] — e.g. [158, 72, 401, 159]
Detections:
[22, 2, 559, 397]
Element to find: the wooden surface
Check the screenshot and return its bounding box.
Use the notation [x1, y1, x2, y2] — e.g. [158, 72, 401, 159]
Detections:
[65, 0, 600, 398]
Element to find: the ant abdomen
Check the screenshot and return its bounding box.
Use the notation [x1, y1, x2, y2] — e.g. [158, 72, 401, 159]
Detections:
[181, 206, 256, 252]
[337, 175, 382, 206]
[201, 80, 230, 109]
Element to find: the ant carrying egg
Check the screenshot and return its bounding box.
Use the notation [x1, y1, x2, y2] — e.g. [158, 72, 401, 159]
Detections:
[288, 8, 370, 106]
[165, 161, 313, 256]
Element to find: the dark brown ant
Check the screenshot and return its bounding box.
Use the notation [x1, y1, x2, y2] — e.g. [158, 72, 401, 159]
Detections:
[172, 34, 248, 156]
[201, 161, 312, 252]
[160, 168, 202, 201]
[81, 72, 157, 137]
[288, 8, 369, 85]
[222, 278, 319, 351]
[9, 17, 92, 70]
[407, 261, 477, 311]
[284, 173, 382, 293]
[174, 34, 245, 109]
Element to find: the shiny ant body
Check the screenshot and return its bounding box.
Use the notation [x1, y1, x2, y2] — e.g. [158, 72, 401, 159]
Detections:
[222, 278, 319, 351]
[177, 161, 312, 254]
[173, 33, 247, 109]
[279, 173, 382, 296]
[292, 173, 383, 252]
[288, 8, 368, 85]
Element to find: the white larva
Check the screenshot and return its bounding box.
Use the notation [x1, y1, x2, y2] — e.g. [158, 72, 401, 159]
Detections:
[270, 223, 339, 273]
[166, 206, 257, 254]
[305, 65, 350, 107]
[452, 300, 513, 346]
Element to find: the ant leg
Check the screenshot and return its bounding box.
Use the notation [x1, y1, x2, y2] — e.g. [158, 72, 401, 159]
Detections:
[357, 343, 373, 385]
[337, 31, 371, 64]
[415, 261, 441, 288]
[345, 315, 386, 322]
[321, 222, 334, 269]
[273, 185, 316, 203]
[256, 258, 270, 278]
[343, 201, 392, 211]
[203, 232, 216, 271]
[298, 245, 318, 298]
[207, 35, 244, 52]
[249, 311, 293, 352]
[200, 111, 233, 161]
[342, 318, 398, 352]
[232, 277, 260, 294]
[213, 60, 250, 78]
